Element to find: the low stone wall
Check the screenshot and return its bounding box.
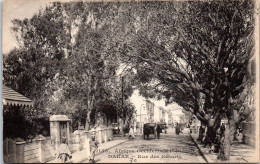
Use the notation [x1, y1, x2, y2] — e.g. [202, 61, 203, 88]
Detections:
[23, 136, 56, 163]
[71, 127, 113, 151]
[24, 142, 40, 163]
[4, 138, 27, 163]
[71, 127, 114, 159]
[4, 127, 114, 163]
[241, 122, 255, 147]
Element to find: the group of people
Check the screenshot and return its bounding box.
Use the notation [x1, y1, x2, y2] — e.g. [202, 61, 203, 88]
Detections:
[197, 123, 244, 153]
[56, 137, 98, 163]
[197, 123, 226, 153]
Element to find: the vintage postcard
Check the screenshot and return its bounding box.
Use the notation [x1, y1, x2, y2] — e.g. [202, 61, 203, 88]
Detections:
[2, 0, 259, 163]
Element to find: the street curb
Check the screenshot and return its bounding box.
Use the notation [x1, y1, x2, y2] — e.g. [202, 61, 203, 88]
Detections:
[189, 132, 209, 163]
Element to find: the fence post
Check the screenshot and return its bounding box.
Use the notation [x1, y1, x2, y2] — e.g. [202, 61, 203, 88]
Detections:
[101, 128, 104, 143]
[107, 128, 109, 142]
[75, 131, 80, 152]
[100, 128, 103, 143]
[38, 136, 46, 163]
[110, 127, 113, 141]
[104, 128, 108, 142]
[15, 141, 25, 163]
[96, 127, 102, 144]
[107, 127, 111, 141]
[84, 131, 91, 159]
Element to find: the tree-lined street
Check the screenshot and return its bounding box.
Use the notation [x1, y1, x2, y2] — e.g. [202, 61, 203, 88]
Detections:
[2, 0, 258, 163]
[58, 128, 205, 163]
[95, 128, 205, 163]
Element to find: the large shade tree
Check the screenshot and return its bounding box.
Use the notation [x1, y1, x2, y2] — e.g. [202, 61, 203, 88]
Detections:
[3, 2, 135, 134]
[110, 1, 256, 160]
[3, 1, 256, 160]
[3, 3, 71, 137]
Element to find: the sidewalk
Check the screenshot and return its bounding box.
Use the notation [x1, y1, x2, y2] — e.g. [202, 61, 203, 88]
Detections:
[189, 133, 257, 163]
[47, 138, 127, 163]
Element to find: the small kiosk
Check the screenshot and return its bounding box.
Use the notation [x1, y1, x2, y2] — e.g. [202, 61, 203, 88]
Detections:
[49, 115, 70, 151]
[2, 85, 34, 163]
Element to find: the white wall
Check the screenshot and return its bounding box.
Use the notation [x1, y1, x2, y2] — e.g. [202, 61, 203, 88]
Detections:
[165, 112, 169, 125]
[154, 106, 160, 123]
[130, 89, 185, 125]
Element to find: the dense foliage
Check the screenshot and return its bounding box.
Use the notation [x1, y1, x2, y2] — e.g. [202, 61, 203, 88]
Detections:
[3, 1, 256, 160]
[3, 2, 136, 138]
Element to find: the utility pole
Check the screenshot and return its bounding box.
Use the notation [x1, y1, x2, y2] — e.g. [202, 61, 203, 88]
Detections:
[121, 76, 124, 137]
[121, 76, 124, 108]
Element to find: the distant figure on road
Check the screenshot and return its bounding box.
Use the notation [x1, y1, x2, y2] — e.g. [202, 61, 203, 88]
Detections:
[175, 123, 180, 135]
[57, 138, 72, 163]
[156, 124, 162, 139]
[129, 126, 135, 139]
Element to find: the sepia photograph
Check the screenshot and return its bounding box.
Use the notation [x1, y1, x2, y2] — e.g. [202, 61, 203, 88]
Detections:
[2, 0, 259, 163]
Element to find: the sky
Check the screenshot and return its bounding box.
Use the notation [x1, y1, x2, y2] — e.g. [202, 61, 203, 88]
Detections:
[2, 0, 52, 54]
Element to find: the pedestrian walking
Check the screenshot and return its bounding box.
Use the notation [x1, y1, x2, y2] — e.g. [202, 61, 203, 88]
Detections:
[57, 138, 72, 163]
[213, 129, 221, 153]
[156, 124, 162, 139]
[129, 126, 135, 139]
[235, 128, 243, 143]
[89, 141, 99, 163]
[175, 123, 180, 135]
[198, 125, 206, 142]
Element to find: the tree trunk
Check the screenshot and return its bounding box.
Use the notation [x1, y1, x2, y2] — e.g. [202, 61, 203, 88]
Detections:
[218, 118, 236, 160]
[206, 125, 215, 146]
[85, 111, 91, 130]
[204, 111, 221, 146]
[85, 76, 98, 131]
[119, 118, 125, 137]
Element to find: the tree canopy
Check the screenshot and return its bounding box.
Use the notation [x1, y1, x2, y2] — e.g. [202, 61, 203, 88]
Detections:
[3, 1, 257, 160]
